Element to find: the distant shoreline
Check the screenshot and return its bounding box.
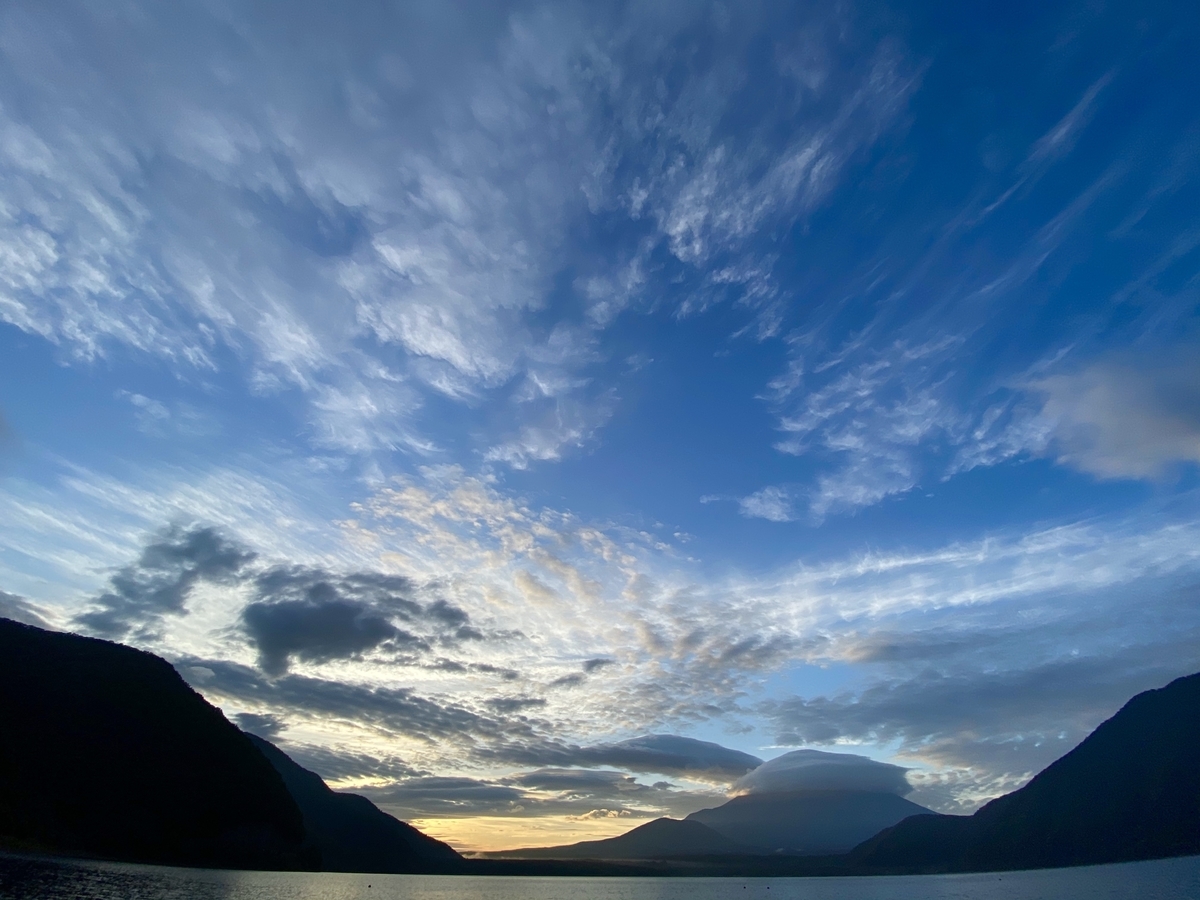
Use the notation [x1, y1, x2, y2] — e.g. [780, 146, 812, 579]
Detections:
[7, 847, 1200, 880]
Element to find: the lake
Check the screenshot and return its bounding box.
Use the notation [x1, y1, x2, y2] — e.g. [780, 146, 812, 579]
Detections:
[2, 853, 1199, 900]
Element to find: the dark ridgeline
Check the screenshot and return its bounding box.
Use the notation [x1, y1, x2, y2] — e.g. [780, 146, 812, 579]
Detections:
[3, 613, 1199, 877]
[686, 789, 931, 855]
[0, 617, 313, 870]
[853, 671, 1200, 872]
[491, 816, 749, 860]
[494, 671, 1200, 874]
[500, 791, 932, 861]
[0, 617, 467, 874]
[245, 734, 462, 873]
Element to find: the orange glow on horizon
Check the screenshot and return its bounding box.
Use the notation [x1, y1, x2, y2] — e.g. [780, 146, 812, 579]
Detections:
[408, 813, 656, 855]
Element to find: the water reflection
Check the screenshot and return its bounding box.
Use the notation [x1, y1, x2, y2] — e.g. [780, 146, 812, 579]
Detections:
[3, 853, 1200, 900]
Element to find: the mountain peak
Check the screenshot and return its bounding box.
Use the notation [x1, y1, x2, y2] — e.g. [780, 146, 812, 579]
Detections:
[854, 671, 1200, 871]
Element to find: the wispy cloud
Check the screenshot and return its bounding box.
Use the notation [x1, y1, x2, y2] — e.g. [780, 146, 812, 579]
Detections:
[741, 68, 1200, 518]
[761, 628, 1200, 812]
[0, 1, 917, 467]
[6, 450, 1200, 815]
[739, 486, 796, 522]
[1, 4, 1196, 837]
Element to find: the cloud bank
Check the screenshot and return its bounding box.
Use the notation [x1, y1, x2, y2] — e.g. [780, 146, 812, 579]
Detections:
[734, 749, 912, 797]
[576, 735, 763, 781]
[0, 0, 916, 471]
[26, 459, 1200, 819]
[1032, 352, 1200, 480]
[0, 591, 52, 629]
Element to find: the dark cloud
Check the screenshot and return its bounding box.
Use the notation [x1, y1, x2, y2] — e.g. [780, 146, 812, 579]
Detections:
[424, 598, 471, 629]
[467, 662, 521, 680]
[797, 578, 1200, 749]
[245, 569, 409, 673]
[574, 734, 763, 781]
[428, 659, 521, 680]
[254, 568, 421, 617]
[368, 768, 721, 820]
[71, 524, 485, 673]
[734, 749, 911, 796]
[485, 696, 547, 714]
[75, 526, 255, 640]
[1031, 349, 1200, 479]
[277, 743, 425, 784]
[242, 566, 481, 674]
[528, 657, 614, 691]
[177, 653, 764, 796]
[499, 767, 715, 818]
[762, 641, 1200, 812]
[177, 657, 542, 749]
[372, 777, 529, 817]
[233, 711, 285, 740]
[463, 732, 765, 786]
[242, 595, 412, 676]
[747, 575, 1200, 812]
[174, 650, 762, 821]
[508, 768, 619, 791]
[508, 767, 647, 794]
[765, 657, 1151, 762]
[178, 655, 630, 777]
[0, 591, 52, 629]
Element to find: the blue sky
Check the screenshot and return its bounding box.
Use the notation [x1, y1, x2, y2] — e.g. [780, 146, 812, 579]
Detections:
[1, 0, 1199, 851]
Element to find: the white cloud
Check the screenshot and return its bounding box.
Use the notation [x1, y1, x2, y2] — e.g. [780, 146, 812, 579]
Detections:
[653, 44, 913, 271]
[767, 337, 966, 518]
[739, 486, 795, 522]
[4, 451, 1200, 810]
[484, 396, 616, 470]
[0, 1, 917, 467]
[738, 72, 1195, 519]
[1026, 72, 1113, 168]
[3, 10, 1195, 820]
[733, 749, 911, 796]
[1030, 353, 1200, 479]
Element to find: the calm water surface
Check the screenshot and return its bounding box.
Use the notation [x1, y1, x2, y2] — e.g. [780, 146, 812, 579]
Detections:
[2, 854, 1199, 900]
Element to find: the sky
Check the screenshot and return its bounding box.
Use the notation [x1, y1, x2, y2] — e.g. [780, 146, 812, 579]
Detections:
[1, 0, 1199, 853]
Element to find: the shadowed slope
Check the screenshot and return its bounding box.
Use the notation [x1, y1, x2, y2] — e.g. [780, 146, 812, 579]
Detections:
[0, 618, 313, 870]
[855, 671, 1200, 871]
[245, 734, 462, 873]
[688, 790, 931, 854]
[490, 817, 750, 859]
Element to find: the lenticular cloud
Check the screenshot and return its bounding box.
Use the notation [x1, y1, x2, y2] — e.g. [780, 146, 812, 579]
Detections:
[734, 749, 912, 796]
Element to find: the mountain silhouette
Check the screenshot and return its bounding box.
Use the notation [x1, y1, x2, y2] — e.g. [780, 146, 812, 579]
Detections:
[854, 671, 1200, 871]
[491, 817, 749, 859]
[687, 789, 931, 854]
[6, 612, 1198, 877]
[0, 617, 313, 870]
[245, 733, 463, 873]
[499, 789, 929, 861]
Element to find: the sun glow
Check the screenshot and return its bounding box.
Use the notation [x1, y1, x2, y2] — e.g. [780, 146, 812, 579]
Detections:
[410, 814, 652, 855]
